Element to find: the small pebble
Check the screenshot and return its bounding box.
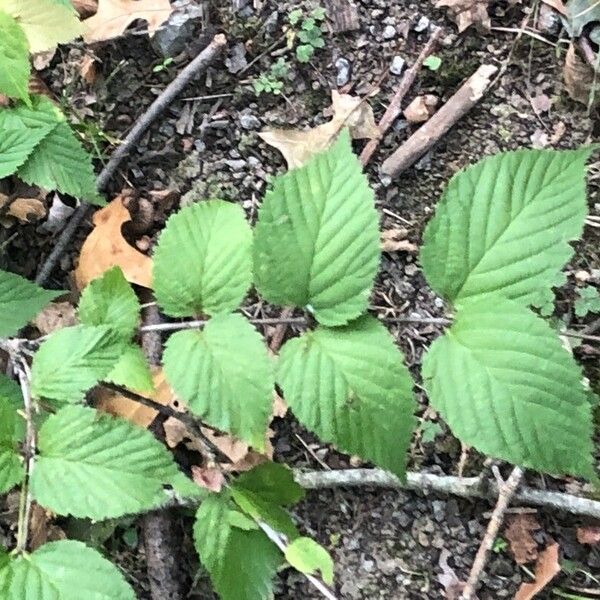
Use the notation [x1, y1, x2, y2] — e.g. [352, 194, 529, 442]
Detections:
[239, 113, 261, 130]
[335, 57, 351, 87]
[390, 55, 406, 76]
[413, 15, 430, 32]
[383, 25, 397, 39]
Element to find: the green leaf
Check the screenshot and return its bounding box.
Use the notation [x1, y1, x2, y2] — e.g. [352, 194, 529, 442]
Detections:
[194, 493, 282, 600]
[234, 462, 305, 506]
[228, 510, 259, 530]
[0, 127, 53, 179]
[153, 200, 252, 317]
[31, 325, 125, 402]
[0, 96, 100, 203]
[575, 285, 600, 317]
[79, 267, 140, 338]
[422, 297, 595, 478]
[0, 11, 30, 103]
[105, 345, 154, 393]
[423, 55, 442, 71]
[253, 130, 380, 326]
[0, 375, 24, 441]
[277, 315, 416, 478]
[285, 537, 334, 585]
[0, 398, 23, 493]
[421, 148, 594, 309]
[0, 269, 61, 337]
[0, 0, 83, 53]
[163, 313, 274, 449]
[31, 405, 180, 519]
[0, 540, 135, 599]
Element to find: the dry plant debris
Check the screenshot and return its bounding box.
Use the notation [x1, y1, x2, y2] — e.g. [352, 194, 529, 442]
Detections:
[435, 0, 491, 32]
[505, 513, 541, 565]
[514, 543, 561, 600]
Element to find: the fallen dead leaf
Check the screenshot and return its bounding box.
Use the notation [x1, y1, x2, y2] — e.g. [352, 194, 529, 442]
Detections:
[515, 543, 561, 600]
[437, 549, 465, 599]
[435, 0, 491, 32]
[74, 194, 153, 289]
[191, 466, 225, 493]
[505, 513, 541, 565]
[83, 0, 173, 43]
[529, 93, 552, 115]
[403, 94, 438, 123]
[564, 43, 600, 107]
[381, 228, 417, 253]
[0, 196, 46, 225]
[33, 302, 77, 335]
[29, 504, 66, 552]
[576, 525, 600, 545]
[73, 0, 99, 18]
[541, 0, 566, 15]
[80, 55, 98, 85]
[259, 90, 378, 168]
[95, 368, 167, 428]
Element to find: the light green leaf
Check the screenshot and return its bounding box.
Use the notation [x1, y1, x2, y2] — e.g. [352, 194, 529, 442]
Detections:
[31, 325, 125, 402]
[0, 96, 100, 203]
[421, 148, 594, 309]
[422, 297, 595, 478]
[285, 537, 334, 585]
[277, 315, 416, 478]
[0, 11, 30, 103]
[153, 200, 252, 317]
[0, 127, 53, 179]
[228, 510, 259, 530]
[0, 269, 61, 337]
[253, 130, 380, 326]
[194, 493, 282, 600]
[0, 375, 24, 441]
[575, 285, 600, 317]
[31, 405, 180, 519]
[234, 461, 305, 506]
[0, 398, 23, 493]
[79, 267, 140, 338]
[0, 540, 135, 600]
[163, 313, 274, 449]
[105, 345, 154, 393]
[0, 0, 83, 53]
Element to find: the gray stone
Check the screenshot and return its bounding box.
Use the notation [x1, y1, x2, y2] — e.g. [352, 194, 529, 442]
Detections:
[390, 55, 405, 76]
[413, 15, 430, 32]
[151, 0, 205, 57]
[225, 43, 248, 74]
[224, 159, 246, 172]
[335, 57, 352, 87]
[239, 112, 261, 130]
[383, 25, 397, 39]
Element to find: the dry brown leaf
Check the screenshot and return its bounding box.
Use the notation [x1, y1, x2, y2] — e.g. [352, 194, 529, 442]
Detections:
[82, 0, 173, 43]
[259, 90, 378, 168]
[0, 193, 46, 225]
[564, 43, 600, 106]
[576, 525, 600, 545]
[95, 368, 168, 428]
[403, 94, 438, 123]
[540, 0, 566, 14]
[515, 543, 561, 600]
[381, 228, 417, 253]
[437, 549, 465, 599]
[435, 0, 491, 32]
[80, 55, 98, 84]
[29, 504, 66, 552]
[74, 194, 153, 289]
[33, 302, 77, 335]
[505, 513, 541, 565]
[191, 466, 225, 493]
[73, 0, 99, 18]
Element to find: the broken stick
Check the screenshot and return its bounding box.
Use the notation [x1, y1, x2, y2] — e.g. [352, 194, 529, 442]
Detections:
[381, 63, 497, 179]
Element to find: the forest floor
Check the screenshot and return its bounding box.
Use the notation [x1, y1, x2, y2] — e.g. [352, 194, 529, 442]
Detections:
[2, 0, 599, 598]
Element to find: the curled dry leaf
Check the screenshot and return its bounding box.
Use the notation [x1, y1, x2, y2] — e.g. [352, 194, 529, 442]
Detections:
[74, 195, 153, 289]
[259, 90, 378, 168]
[404, 95, 439, 123]
[381, 228, 418, 253]
[505, 513, 541, 565]
[564, 43, 600, 106]
[33, 302, 77, 335]
[515, 543, 561, 600]
[435, 0, 491, 32]
[83, 0, 174, 43]
[80, 56, 98, 85]
[576, 525, 600, 545]
[0, 192, 46, 225]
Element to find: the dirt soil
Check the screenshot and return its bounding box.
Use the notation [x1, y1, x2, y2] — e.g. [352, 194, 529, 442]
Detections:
[4, 0, 600, 598]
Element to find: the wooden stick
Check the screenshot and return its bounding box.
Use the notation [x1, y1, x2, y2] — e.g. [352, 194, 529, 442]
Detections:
[360, 27, 443, 166]
[381, 64, 497, 179]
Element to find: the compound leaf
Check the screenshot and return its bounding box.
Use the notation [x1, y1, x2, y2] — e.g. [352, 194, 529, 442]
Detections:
[422, 297, 596, 478]
[31, 325, 125, 402]
[79, 267, 140, 338]
[163, 313, 273, 449]
[0, 11, 30, 103]
[277, 315, 416, 478]
[0, 540, 135, 600]
[153, 200, 252, 317]
[0, 96, 99, 203]
[31, 405, 180, 519]
[0, 269, 61, 337]
[194, 493, 282, 600]
[421, 148, 594, 309]
[285, 537, 334, 585]
[0, 0, 82, 53]
[253, 130, 380, 326]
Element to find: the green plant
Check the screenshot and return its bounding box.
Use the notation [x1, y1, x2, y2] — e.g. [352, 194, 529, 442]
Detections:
[152, 56, 174, 73]
[0, 132, 597, 599]
[575, 284, 600, 317]
[0, 0, 101, 203]
[253, 57, 289, 96]
[423, 55, 442, 71]
[287, 6, 326, 63]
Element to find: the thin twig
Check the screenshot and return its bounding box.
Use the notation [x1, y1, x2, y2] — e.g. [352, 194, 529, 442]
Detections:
[360, 27, 443, 166]
[461, 466, 524, 599]
[35, 34, 227, 286]
[258, 521, 338, 600]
